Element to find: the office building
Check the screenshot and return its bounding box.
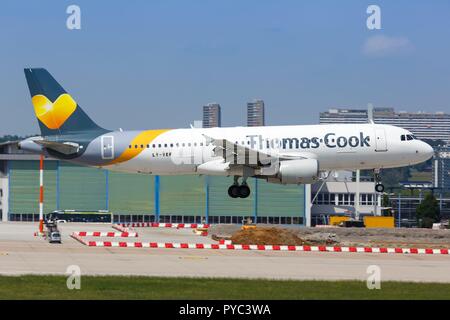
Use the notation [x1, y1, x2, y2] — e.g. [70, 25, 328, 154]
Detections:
[433, 146, 450, 189]
[311, 171, 381, 225]
[247, 99, 265, 127]
[202, 103, 221, 128]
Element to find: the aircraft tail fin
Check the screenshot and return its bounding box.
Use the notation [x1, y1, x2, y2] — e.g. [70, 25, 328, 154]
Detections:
[24, 68, 106, 136]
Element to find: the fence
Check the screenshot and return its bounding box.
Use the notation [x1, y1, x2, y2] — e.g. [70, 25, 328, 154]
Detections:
[7, 160, 306, 225]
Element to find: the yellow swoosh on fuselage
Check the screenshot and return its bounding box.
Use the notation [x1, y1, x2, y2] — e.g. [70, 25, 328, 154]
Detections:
[108, 129, 170, 165]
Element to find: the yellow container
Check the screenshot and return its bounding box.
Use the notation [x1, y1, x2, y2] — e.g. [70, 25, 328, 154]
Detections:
[363, 216, 395, 228]
[329, 216, 350, 226]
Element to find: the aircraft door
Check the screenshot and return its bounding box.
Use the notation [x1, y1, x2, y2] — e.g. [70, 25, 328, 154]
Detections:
[375, 128, 387, 152]
[190, 132, 204, 166]
[101, 136, 114, 159]
[174, 139, 196, 173]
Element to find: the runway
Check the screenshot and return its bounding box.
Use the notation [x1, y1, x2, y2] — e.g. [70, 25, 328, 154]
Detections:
[1, 223, 450, 282]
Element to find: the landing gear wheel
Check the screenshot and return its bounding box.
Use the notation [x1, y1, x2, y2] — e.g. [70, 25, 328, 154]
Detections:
[375, 183, 385, 193]
[228, 185, 240, 198]
[373, 169, 384, 193]
[238, 185, 251, 198]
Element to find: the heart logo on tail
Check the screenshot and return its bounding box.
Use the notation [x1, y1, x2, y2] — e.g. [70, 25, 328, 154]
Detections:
[32, 94, 77, 129]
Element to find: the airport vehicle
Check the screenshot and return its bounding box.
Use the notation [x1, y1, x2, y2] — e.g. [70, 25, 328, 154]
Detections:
[19, 69, 434, 198]
[47, 210, 112, 223]
[48, 231, 61, 244]
[44, 218, 61, 243]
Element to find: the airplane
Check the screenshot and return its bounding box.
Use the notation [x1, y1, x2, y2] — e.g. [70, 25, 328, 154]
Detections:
[19, 68, 434, 198]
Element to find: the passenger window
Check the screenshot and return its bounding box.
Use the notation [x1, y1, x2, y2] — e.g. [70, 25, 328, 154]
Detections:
[200, 142, 203, 146]
[158, 144, 161, 148]
[128, 145, 132, 149]
[135, 145, 138, 148]
[188, 143, 191, 147]
[152, 144, 156, 148]
[182, 143, 185, 147]
[170, 143, 173, 147]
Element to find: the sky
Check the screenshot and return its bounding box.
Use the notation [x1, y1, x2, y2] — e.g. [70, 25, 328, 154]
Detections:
[1, 0, 450, 135]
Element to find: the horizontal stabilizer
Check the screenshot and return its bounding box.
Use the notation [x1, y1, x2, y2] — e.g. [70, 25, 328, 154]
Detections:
[34, 140, 80, 155]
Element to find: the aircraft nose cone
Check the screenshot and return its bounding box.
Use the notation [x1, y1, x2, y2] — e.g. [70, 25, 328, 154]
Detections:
[418, 141, 434, 160]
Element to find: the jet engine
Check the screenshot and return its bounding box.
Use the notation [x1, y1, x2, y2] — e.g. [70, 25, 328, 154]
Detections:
[266, 159, 319, 184]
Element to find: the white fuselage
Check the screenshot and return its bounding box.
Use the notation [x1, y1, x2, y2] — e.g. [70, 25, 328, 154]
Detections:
[104, 123, 434, 176]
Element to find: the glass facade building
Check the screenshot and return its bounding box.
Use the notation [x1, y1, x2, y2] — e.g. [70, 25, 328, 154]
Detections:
[320, 108, 450, 144]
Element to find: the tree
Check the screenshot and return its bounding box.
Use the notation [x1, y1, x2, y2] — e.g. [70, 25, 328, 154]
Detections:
[381, 194, 392, 216]
[0, 135, 25, 143]
[416, 193, 440, 228]
[380, 167, 411, 188]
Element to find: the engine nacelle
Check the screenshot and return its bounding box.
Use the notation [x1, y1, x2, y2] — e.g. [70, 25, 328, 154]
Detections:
[271, 159, 319, 184]
[196, 159, 230, 175]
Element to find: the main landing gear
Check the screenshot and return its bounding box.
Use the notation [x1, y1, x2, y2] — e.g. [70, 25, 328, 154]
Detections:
[228, 176, 251, 199]
[374, 169, 385, 193]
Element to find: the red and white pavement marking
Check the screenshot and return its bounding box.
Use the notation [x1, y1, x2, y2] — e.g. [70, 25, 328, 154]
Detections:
[112, 224, 131, 233]
[112, 224, 208, 236]
[72, 231, 138, 237]
[116, 223, 210, 229]
[70, 234, 449, 255]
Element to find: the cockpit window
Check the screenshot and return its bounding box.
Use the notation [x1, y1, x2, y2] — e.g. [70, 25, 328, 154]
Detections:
[401, 134, 415, 141]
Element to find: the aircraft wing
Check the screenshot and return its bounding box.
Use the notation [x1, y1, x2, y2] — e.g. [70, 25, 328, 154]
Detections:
[203, 134, 276, 168]
[203, 134, 311, 170]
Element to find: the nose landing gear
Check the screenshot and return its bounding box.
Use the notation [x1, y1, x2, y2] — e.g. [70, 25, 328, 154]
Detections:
[375, 183, 385, 193]
[228, 176, 251, 198]
[374, 169, 385, 193]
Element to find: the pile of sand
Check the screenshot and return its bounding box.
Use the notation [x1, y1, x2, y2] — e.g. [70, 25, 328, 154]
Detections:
[231, 227, 305, 245]
[211, 224, 450, 248]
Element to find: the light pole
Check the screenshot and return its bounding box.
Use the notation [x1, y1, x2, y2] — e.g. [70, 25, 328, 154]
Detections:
[38, 154, 44, 234]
